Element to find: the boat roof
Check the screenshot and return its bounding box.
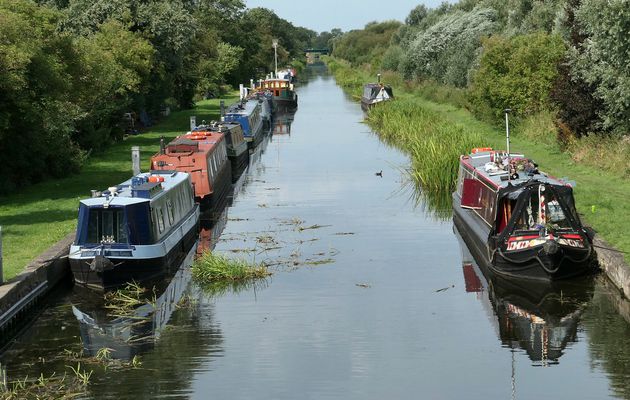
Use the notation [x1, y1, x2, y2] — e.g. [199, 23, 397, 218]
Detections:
[193, 122, 241, 134]
[80, 171, 188, 207]
[461, 150, 571, 190]
[364, 83, 392, 88]
[225, 99, 258, 116]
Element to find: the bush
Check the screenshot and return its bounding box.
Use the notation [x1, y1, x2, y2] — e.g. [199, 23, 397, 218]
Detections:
[401, 7, 497, 87]
[468, 32, 566, 122]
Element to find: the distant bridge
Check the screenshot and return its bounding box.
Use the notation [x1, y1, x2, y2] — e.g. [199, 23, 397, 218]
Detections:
[304, 48, 329, 55]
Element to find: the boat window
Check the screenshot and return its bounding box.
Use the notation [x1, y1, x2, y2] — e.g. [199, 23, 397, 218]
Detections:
[86, 208, 128, 244]
[512, 188, 573, 232]
[157, 207, 165, 234]
[166, 199, 175, 225]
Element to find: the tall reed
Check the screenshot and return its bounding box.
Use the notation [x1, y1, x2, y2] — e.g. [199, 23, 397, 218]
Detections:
[366, 100, 487, 194]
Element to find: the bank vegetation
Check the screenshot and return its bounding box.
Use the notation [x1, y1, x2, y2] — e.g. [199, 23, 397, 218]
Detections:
[327, 0, 629, 263]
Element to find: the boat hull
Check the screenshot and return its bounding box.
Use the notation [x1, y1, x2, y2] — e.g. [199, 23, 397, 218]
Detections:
[452, 192, 595, 281]
[273, 96, 297, 112]
[70, 206, 199, 291]
[200, 161, 232, 213]
[228, 147, 249, 182]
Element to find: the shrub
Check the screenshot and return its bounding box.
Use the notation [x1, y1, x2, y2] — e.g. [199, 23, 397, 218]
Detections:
[468, 32, 566, 122]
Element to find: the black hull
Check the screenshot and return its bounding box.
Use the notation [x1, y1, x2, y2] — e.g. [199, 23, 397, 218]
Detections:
[452, 192, 595, 281]
[245, 128, 264, 149]
[273, 97, 298, 112]
[229, 149, 249, 183]
[70, 224, 198, 291]
[200, 161, 232, 213]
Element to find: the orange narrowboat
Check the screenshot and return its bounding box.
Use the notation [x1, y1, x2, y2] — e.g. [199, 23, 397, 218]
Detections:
[151, 130, 232, 212]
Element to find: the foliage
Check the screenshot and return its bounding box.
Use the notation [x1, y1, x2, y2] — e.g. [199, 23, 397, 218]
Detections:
[400, 7, 497, 87]
[332, 21, 402, 67]
[0, 0, 313, 193]
[569, 0, 630, 135]
[366, 100, 486, 194]
[468, 33, 566, 121]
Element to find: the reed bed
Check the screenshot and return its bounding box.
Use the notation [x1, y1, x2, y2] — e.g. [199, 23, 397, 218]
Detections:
[192, 252, 271, 284]
[366, 100, 486, 194]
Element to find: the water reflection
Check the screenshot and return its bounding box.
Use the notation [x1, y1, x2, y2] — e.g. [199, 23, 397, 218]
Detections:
[455, 224, 595, 365]
[71, 245, 197, 360]
[273, 111, 295, 135]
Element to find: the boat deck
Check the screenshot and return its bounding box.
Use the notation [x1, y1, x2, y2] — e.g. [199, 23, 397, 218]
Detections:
[463, 151, 569, 190]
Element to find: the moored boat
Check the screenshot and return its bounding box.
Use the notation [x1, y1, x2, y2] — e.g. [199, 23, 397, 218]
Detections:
[192, 122, 249, 182]
[69, 171, 200, 290]
[223, 99, 264, 148]
[150, 129, 232, 212]
[260, 77, 298, 111]
[452, 147, 595, 281]
[361, 74, 393, 111]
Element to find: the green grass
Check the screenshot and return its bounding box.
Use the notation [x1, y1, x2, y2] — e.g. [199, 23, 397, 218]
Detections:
[327, 58, 630, 265]
[191, 251, 270, 284]
[0, 96, 238, 281]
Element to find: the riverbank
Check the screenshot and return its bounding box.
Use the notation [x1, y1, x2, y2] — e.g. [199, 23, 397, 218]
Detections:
[0, 96, 237, 282]
[327, 58, 630, 268]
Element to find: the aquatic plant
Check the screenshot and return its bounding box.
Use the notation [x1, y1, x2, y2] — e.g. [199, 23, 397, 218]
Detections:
[103, 281, 156, 317]
[192, 251, 271, 284]
[366, 100, 486, 194]
[0, 369, 91, 399]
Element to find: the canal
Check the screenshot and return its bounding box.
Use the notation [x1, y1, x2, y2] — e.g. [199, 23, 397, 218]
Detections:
[2, 67, 630, 399]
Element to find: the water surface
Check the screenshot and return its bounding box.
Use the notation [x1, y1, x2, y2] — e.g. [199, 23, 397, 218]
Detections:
[2, 67, 630, 400]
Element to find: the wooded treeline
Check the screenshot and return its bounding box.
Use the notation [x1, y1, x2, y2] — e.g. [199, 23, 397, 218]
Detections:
[0, 0, 330, 193]
[331, 0, 630, 146]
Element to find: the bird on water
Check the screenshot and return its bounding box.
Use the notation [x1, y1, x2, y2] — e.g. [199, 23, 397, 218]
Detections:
[375, 170, 383, 177]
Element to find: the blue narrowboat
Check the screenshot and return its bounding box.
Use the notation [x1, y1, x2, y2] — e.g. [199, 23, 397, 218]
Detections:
[223, 99, 264, 148]
[69, 171, 200, 290]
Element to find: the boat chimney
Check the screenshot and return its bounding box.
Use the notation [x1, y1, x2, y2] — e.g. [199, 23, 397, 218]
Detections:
[504, 108, 511, 177]
[250, 79, 255, 90]
[159, 136, 165, 155]
[377, 73, 381, 83]
[239, 84, 245, 101]
[220, 100, 225, 122]
[190, 115, 196, 131]
[131, 145, 141, 176]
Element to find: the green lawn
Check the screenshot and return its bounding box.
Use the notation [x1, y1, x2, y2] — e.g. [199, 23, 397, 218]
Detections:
[0, 96, 237, 280]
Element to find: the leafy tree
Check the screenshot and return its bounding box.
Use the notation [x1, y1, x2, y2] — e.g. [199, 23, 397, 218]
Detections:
[400, 7, 497, 87]
[332, 21, 402, 67]
[468, 32, 566, 121]
[570, 0, 630, 135]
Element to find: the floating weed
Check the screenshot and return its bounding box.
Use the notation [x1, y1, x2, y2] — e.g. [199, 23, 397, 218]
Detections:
[177, 294, 198, 309]
[297, 224, 331, 231]
[103, 282, 156, 317]
[192, 251, 271, 284]
[255, 234, 276, 245]
[303, 258, 335, 266]
[0, 370, 90, 400]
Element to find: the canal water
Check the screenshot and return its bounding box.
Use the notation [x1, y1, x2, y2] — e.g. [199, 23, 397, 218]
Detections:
[2, 67, 630, 399]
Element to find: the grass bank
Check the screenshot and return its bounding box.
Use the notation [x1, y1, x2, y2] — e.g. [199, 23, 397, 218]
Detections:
[0, 96, 238, 281]
[327, 58, 630, 264]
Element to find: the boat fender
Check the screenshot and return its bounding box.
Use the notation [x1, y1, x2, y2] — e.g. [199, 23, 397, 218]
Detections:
[543, 240, 559, 255]
[90, 255, 115, 273]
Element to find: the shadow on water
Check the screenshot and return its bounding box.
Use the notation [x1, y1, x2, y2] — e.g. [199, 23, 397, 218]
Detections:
[454, 222, 595, 366]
